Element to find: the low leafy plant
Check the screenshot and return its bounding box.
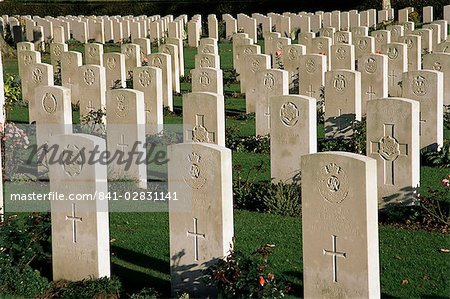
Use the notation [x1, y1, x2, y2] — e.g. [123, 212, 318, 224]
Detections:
[126, 70, 134, 89]
[318, 118, 366, 154]
[1, 122, 31, 177]
[40, 276, 122, 299]
[233, 162, 269, 211]
[205, 244, 292, 298]
[262, 182, 302, 217]
[0, 265, 50, 298]
[444, 105, 450, 130]
[54, 61, 62, 86]
[129, 287, 160, 299]
[3, 74, 23, 113]
[380, 176, 450, 232]
[79, 108, 107, 137]
[225, 125, 270, 154]
[422, 142, 450, 168]
[0, 213, 51, 271]
[417, 180, 450, 229]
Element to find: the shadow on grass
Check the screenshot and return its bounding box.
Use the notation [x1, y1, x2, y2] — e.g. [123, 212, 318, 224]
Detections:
[283, 270, 303, 298]
[111, 245, 170, 296]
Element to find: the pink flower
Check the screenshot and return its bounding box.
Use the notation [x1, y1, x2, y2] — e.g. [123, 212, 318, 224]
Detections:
[143, 57, 148, 63]
[441, 179, 450, 187]
[275, 48, 282, 58]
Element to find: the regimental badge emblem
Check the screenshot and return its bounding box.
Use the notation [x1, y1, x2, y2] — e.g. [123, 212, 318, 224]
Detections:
[377, 135, 401, 161]
[305, 58, 316, 73]
[42, 93, 57, 114]
[88, 46, 97, 57]
[387, 47, 399, 60]
[364, 57, 377, 74]
[251, 59, 260, 73]
[433, 61, 442, 71]
[139, 70, 152, 87]
[288, 47, 298, 61]
[336, 47, 346, 60]
[84, 69, 95, 85]
[280, 102, 299, 127]
[358, 39, 368, 50]
[318, 163, 349, 204]
[106, 57, 116, 70]
[183, 152, 207, 189]
[263, 73, 275, 90]
[53, 45, 61, 56]
[333, 74, 346, 92]
[32, 68, 43, 83]
[62, 144, 84, 177]
[115, 94, 129, 118]
[412, 75, 428, 96]
[199, 72, 210, 87]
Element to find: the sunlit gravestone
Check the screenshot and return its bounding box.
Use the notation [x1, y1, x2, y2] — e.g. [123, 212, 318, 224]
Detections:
[49, 133, 110, 281]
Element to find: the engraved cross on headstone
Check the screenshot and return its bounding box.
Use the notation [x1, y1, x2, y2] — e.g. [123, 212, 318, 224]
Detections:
[365, 85, 376, 101]
[323, 235, 346, 283]
[66, 203, 82, 243]
[307, 84, 316, 98]
[264, 106, 271, 129]
[87, 100, 95, 112]
[336, 108, 343, 132]
[419, 112, 426, 136]
[388, 70, 397, 87]
[370, 124, 408, 185]
[187, 114, 215, 143]
[117, 134, 129, 152]
[144, 103, 151, 121]
[187, 218, 205, 261]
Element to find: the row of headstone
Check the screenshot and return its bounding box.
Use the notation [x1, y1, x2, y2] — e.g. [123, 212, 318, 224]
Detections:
[3, 14, 190, 45]
[45, 130, 381, 298]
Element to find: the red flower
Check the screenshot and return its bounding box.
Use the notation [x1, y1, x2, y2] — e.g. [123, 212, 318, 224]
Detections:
[259, 275, 265, 286]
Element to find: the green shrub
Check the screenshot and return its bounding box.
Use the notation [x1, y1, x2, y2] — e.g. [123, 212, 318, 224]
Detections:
[206, 244, 292, 298]
[262, 182, 302, 217]
[225, 126, 270, 154]
[422, 142, 450, 168]
[0, 213, 51, 269]
[0, 265, 50, 298]
[3, 75, 23, 113]
[318, 118, 366, 154]
[40, 277, 122, 299]
[444, 105, 450, 130]
[129, 287, 160, 299]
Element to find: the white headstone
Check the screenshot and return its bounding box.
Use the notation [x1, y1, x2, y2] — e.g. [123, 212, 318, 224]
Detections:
[302, 152, 380, 298]
[366, 98, 420, 207]
[49, 133, 110, 281]
[168, 142, 233, 297]
[270, 95, 317, 182]
[106, 89, 147, 189]
[402, 70, 443, 150]
[183, 92, 225, 146]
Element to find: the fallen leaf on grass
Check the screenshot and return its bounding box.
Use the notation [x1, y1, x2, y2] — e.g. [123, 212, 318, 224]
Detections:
[439, 248, 449, 253]
[401, 279, 409, 285]
[422, 275, 432, 280]
[110, 238, 117, 243]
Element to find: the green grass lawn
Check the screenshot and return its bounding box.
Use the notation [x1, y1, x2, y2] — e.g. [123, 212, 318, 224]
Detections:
[109, 210, 450, 298]
[2, 41, 449, 298]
